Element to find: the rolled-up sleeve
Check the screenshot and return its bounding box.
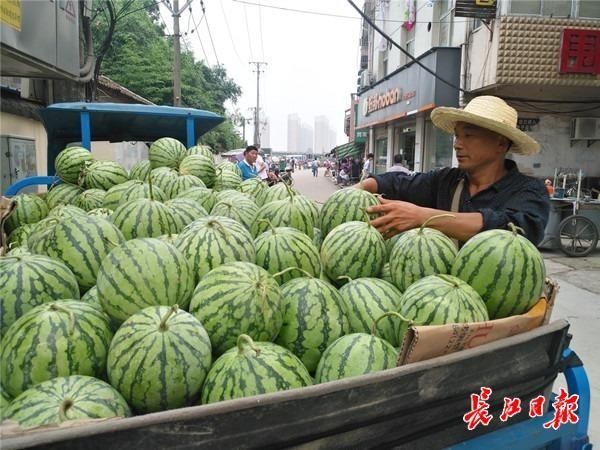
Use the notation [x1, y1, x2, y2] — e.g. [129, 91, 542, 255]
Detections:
[371, 171, 441, 206]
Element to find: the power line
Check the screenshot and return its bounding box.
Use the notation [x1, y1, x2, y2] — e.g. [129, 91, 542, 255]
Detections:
[190, 7, 209, 63]
[243, 4, 254, 60]
[258, 0, 265, 61]
[219, 0, 244, 63]
[200, 0, 220, 66]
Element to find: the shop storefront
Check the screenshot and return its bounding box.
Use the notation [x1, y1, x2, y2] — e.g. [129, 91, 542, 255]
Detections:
[355, 48, 461, 174]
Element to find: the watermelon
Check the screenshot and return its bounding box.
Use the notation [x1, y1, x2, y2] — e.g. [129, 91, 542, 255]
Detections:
[213, 167, 242, 191]
[201, 334, 312, 404]
[250, 195, 317, 238]
[276, 277, 349, 373]
[211, 198, 258, 230]
[107, 305, 212, 413]
[6, 246, 31, 256]
[319, 188, 379, 238]
[102, 180, 138, 210]
[315, 333, 398, 383]
[380, 262, 393, 284]
[338, 278, 404, 346]
[4, 193, 49, 234]
[263, 182, 299, 205]
[187, 144, 214, 158]
[175, 216, 256, 281]
[166, 174, 206, 199]
[129, 159, 152, 181]
[111, 198, 179, 240]
[239, 178, 268, 206]
[35, 215, 126, 292]
[76, 188, 107, 211]
[149, 137, 187, 169]
[176, 186, 216, 212]
[47, 204, 87, 219]
[149, 167, 180, 197]
[7, 223, 36, 248]
[54, 146, 93, 184]
[188, 262, 282, 355]
[87, 207, 113, 218]
[397, 274, 489, 342]
[389, 215, 458, 292]
[0, 385, 11, 420]
[320, 221, 386, 287]
[119, 180, 168, 205]
[0, 300, 113, 398]
[97, 238, 195, 324]
[255, 227, 321, 284]
[179, 154, 216, 187]
[165, 198, 208, 230]
[312, 227, 322, 250]
[216, 161, 243, 177]
[84, 160, 129, 190]
[80, 285, 102, 310]
[215, 189, 255, 204]
[45, 183, 84, 209]
[451, 224, 545, 319]
[4, 375, 131, 427]
[0, 254, 80, 335]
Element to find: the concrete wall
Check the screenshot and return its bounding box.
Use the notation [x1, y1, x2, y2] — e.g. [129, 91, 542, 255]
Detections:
[0, 111, 48, 177]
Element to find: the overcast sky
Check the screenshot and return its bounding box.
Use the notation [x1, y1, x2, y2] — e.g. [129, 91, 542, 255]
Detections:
[161, 0, 364, 151]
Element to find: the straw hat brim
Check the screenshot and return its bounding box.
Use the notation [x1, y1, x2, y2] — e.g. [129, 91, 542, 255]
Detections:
[431, 107, 540, 155]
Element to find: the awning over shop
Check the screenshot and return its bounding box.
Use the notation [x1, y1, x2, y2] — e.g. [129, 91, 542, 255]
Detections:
[330, 141, 364, 160]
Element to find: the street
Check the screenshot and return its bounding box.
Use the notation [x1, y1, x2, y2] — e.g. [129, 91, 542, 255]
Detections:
[293, 166, 600, 443]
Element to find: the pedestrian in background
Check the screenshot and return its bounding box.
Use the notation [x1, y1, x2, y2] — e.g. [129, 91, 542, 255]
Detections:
[387, 154, 412, 175]
[311, 159, 319, 177]
[237, 145, 258, 180]
[363, 153, 374, 178]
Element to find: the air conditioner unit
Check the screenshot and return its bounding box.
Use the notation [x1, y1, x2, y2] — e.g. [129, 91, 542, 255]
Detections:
[360, 70, 373, 89]
[571, 117, 600, 140]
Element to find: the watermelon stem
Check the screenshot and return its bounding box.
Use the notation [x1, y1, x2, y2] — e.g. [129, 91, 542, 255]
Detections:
[49, 303, 76, 335]
[372, 311, 419, 337]
[159, 305, 179, 332]
[507, 222, 525, 236]
[237, 334, 260, 356]
[336, 275, 353, 283]
[421, 213, 456, 231]
[58, 399, 74, 422]
[256, 218, 276, 233]
[273, 266, 314, 279]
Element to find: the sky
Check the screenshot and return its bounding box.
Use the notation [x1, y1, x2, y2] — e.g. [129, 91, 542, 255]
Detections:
[159, 0, 364, 151]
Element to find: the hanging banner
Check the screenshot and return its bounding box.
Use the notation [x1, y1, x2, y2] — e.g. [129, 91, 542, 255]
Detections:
[0, 0, 22, 31]
[455, 0, 497, 20]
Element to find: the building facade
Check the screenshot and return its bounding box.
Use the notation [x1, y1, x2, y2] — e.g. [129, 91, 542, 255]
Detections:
[354, 0, 600, 180]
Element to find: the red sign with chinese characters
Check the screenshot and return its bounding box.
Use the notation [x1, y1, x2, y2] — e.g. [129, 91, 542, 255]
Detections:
[559, 28, 600, 75]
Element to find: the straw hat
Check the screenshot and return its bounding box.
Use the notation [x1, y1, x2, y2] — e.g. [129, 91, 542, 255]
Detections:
[430, 96, 540, 155]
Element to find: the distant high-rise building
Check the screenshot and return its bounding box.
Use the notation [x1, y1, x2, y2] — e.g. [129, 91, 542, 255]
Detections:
[300, 124, 314, 154]
[261, 114, 270, 149]
[287, 113, 301, 153]
[314, 115, 334, 154]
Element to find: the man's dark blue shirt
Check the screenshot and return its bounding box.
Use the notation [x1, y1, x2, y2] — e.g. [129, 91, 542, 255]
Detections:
[372, 159, 550, 245]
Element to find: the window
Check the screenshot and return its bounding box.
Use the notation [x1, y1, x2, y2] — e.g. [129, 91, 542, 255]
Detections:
[508, 0, 600, 17]
[579, 0, 600, 18]
[439, 0, 454, 46]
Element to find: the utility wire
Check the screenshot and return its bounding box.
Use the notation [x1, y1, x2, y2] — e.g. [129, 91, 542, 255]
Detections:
[200, 0, 220, 66]
[347, 0, 600, 105]
[258, 0, 266, 61]
[220, 0, 244, 63]
[243, 4, 255, 60]
[190, 7, 209, 63]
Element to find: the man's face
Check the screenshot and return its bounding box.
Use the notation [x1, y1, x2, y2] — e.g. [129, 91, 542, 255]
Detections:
[245, 150, 258, 164]
[453, 122, 509, 172]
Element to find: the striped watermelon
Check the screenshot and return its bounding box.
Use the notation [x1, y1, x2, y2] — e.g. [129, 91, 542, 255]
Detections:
[4, 194, 49, 234]
[26, 218, 61, 253]
[315, 333, 398, 383]
[215, 189, 255, 204]
[119, 180, 168, 205]
[188, 262, 282, 355]
[179, 154, 216, 187]
[84, 160, 129, 190]
[0, 300, 113, 398]
[213, 167, 242, 191]
[4, 375, 131, 427]
[313, 227, 322, 250]
[107, 305, 212, 413]
[0, 254, 80, 335]
[263, 182, 299, 205]
[47, 204, 87, 219]
[111, 198, 179, 240]
[380, 262, 393, 284]
[187, 144, 214, 158]
[250, 195, 317, 238]
[216, 160, 243, 177]
[176, 186, 216, 212]
[0, 385, 10, 420]
[276, 277, 349, 372]
[201, 335, 312, 404]
[7, 223, 36, 248]
[87, 208, 113, 219]
[166, 174, 206, 199]
[97, 238, 195, 324]
[35, 215, 126, 292]
[129, 159, 152, 181]
[385, 233, 403, 259]
[45, 183, 84, 209]
[165, 198, 208, 230]
[6, 246, 31, 256]
[211, 197, 258, 230]
[338, 278, 404, 347]
[239, 178, 268, 206]
[255, 227, 321, 284]
[389, 216, 458, 292]
[320, 221, 386, 287]
[451, 225, 545, 319]
[149, 137, 187, 169]
[76, 188, 107, 211]
[397, 274, 489, 342]
[102, 180, 138, 210]
[175, 216, 256, 281]
[80, 285, 102, 310]
[54, 146, 93, 184]
[319, 188, 379, 238]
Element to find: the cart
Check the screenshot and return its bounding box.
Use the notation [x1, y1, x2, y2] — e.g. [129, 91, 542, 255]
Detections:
[539, 169, 600, 257]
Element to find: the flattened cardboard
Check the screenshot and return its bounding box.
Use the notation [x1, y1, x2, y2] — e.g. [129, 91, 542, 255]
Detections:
[0, 196, 17, 256]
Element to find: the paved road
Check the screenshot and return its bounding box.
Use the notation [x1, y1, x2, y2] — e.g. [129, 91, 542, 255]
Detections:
[293, 166, 600, 443]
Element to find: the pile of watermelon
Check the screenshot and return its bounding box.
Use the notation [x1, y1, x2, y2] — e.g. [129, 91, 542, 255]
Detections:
[0, 139, 546, 428]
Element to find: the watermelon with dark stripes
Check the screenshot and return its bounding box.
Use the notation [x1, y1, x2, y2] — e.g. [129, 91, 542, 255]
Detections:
[319, 188, 379, 238]
[149, 167, 180, 198]
[129, 159, 152, 181]
[389, 224, 457, 292]
[263, 182, 299, 205]
[213, 167, 242, 191]
[189, 262, 282, 355]
[250, 195, 317, 238]
[107, 305, 212, 413]
[175, 216, 256, 282]
[201, 334, 312, 404]
[76, 188, 107, 211]
[211, 197, 258, 230]
[216, 161, 243, 177]
[165, 198, 208, 230]
[97, 238, 195, 324]
[0, 254, 80, 335]
[315, 333, 398, 383]
[84, 160, 129, 190]
[276, 277, 349, 373]
[4, 194, 49, 234]
[397, 274, 489, 342]
[45, 183, 84, 209]
[451, 226, 545, 319]
[54, 146, 93, 184]
[187, 144, 214, 158]
[149, 137, 187, 169]
[380, 262, 393, 284]
[176, 186, 216, 212]
[0, 300, 113, 398]
[166, 174, 206, 199]
[339, 278, 404, 347]
[7, 223, 36, 248]
[111, 198, 179, 240]
[239, 177, 268, 206]
[47, 204, 87, 219]
[118, 180, 168, 205]
[320, 221, 386, 287]
[102, 180, 138, 210]
[255, 227, 321, 284]
[87, 208, 113, 219]
[4, 375, 131, 427]
[80, 285, 102, 310]
[179, 154, 216, 188]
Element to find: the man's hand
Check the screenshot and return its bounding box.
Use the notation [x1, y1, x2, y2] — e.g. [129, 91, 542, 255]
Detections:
[367, 198, 424, 237]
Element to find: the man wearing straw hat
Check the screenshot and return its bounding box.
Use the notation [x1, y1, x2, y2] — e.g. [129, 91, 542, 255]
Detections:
[358, 96, 550, 245]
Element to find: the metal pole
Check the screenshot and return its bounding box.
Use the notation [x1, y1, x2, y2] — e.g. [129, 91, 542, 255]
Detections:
[173, 0, 182, 106]
[250, 62, 267, 147]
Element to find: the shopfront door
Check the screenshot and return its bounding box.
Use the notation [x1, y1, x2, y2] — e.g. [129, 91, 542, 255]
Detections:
[400, 132, 415, 170]
[375, 138, 388, 174]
